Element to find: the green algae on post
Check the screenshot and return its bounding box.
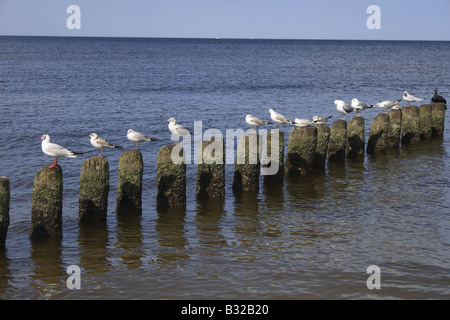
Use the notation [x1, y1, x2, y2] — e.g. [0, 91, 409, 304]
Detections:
[285, 126, 317, 175]
[117, 149, 144, 215]
[157, 144, 186, 207]
[196, 138, 225, 199]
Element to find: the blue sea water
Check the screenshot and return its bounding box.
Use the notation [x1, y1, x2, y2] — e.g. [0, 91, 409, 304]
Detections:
[0, 36, 450, 299]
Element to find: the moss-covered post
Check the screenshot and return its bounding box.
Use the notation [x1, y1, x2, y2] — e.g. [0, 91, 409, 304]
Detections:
[367, 113, 389, 154]
[431, 102, 446, 138]
[419, 104, 432, 140]
[401, 106, 421, 145]
[117, 149, 143, 215]
[157, 144, 186, 207]
[263, 129, 284, 183]
[196, 138, 225, 199]
[285, 126, 317, 175]
[327, 119, 347, 162]
[387, 109, 402, 148]
[347, 116, 365, 159]
[30, 166, 63, 239]
[0, 177, 10, 246]
[313, 124, 330, 168]
[79, 156, 109, 223]
[232, 132, 261, 192]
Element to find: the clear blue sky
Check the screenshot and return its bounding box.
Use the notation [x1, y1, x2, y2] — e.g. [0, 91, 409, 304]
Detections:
[0, 0, 449, 40]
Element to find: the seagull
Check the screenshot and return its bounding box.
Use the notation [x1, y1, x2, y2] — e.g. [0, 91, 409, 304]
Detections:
[268, 108, 293, 129]
[245, 114, 271, 130]
[167, 117, 190, 143]
[374, 100, 402, 113]
[89, 133, 122, 156]
[403, 91, 423, 107]
[40, 134, 81, 168]
[312, 115, 333, 124]
[334, 100, 354, 118]
[350, 98, 372, 115]
[126, 129, 158, 149]
[294, 118, 314, 127]
[431, 89, 447, 109]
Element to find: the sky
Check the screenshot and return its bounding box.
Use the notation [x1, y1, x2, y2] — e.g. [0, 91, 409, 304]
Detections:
[0, 0, 449, 40]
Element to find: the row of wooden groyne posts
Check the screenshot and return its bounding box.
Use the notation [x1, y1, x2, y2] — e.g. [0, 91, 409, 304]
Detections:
[0, 102, 446, 245]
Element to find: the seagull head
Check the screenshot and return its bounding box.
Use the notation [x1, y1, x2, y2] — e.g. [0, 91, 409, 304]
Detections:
[89, 133, 98, 138]
[312, 116, 319, 122]
[403, 91, 408, 97]
[40, 134, 49, 141]
[166, 117, 176, 123]
[126, 129, 135, 134]
[268, 108, 274, 114]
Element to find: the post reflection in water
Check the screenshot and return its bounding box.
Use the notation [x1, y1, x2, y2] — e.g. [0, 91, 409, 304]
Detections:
[78, 221, 109, 275]
[30, 238, 64, 297]
[116, 214, 144, 269]
[195, 197, 227, 255]
[155, 206, 189, 267]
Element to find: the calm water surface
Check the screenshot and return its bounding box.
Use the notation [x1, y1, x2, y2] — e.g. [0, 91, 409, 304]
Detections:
[0, 37, 449, 299]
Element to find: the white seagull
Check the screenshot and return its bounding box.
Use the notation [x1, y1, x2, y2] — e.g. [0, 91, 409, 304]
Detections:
[350, 98, 372, 115]
[126, 129, 158, 149]
[245, 114, 271, 130]
[374, 100, 402, 113]
[334, 100, 354, 118]
[294, 118, 314, 127]
[403, 91, 424, 107]
[167, 117, 190, 143]
[312, 115, 333, 124]
[268, 108, 293, 129]
[89, 133, 122, 156]
[40, 134, 80, 168]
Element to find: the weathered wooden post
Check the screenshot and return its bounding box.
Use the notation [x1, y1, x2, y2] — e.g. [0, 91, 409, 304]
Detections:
[0, 177, 10, 246]
[79, 156, 109, 223]
[263, 129, 284, 183]
[313, 124, 330, 168]
[285, 126, 317, 175]
[347, 116, 365, 159]
[196, 138, 225, 199]
[117, 149, 144, 215]
[387, 109, 402, 148]
[30, 166, 63, 238]
[419, 104, 432, 140]
[367, 113, 389, 154]
[233, 132, 261, 192]
[327, 119, 347, 162]
[431, 102, 446, 138]
[157, 144, 186, 207]
[401, 106, 420, 145]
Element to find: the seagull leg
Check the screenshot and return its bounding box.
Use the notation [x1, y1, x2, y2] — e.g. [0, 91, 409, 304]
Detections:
[49, 158, 57, 169]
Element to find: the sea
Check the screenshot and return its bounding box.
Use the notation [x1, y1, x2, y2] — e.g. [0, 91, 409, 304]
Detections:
[0, 36, 449, 300]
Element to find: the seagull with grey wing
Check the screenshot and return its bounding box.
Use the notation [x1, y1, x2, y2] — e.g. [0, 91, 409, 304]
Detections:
[89, 132, 122, 156]
[268, 108, 293, 129]
[350, 98, 372, 115]
[334, 100, 354, 118]
[374, 99, 402, 113]
[126, 129, 158, 149]
[245, 114, 272, 130]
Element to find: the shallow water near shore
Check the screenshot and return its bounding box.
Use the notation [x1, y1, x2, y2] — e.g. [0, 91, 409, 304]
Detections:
[0, 37, 450, 299]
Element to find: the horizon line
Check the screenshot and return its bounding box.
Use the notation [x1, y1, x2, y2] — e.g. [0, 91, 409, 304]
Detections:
[1, 34, 449, 42]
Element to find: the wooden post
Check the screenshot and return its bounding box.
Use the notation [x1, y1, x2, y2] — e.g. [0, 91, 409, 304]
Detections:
[196, 138, 225, 199]
[117, 149, 144, 215]
[79, 156, 109, 223]
[233, 132, 261, 192]
[419, 104, 432, 140]
[285, 126, 317, 175]
[31, 166, 63, 239]
[431, 102, 446, 138]
[327, 119, 347, 162]
[263, 129, 284, 183]
[313, 124, 330, 168]
[0, 177, 10, 246]
[347, 116, 365, 159]
[401, 106, 420, 145]
[387, 109, 402, 148]
[157, 144, 186, 207]
[367, 113, 389, 154]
